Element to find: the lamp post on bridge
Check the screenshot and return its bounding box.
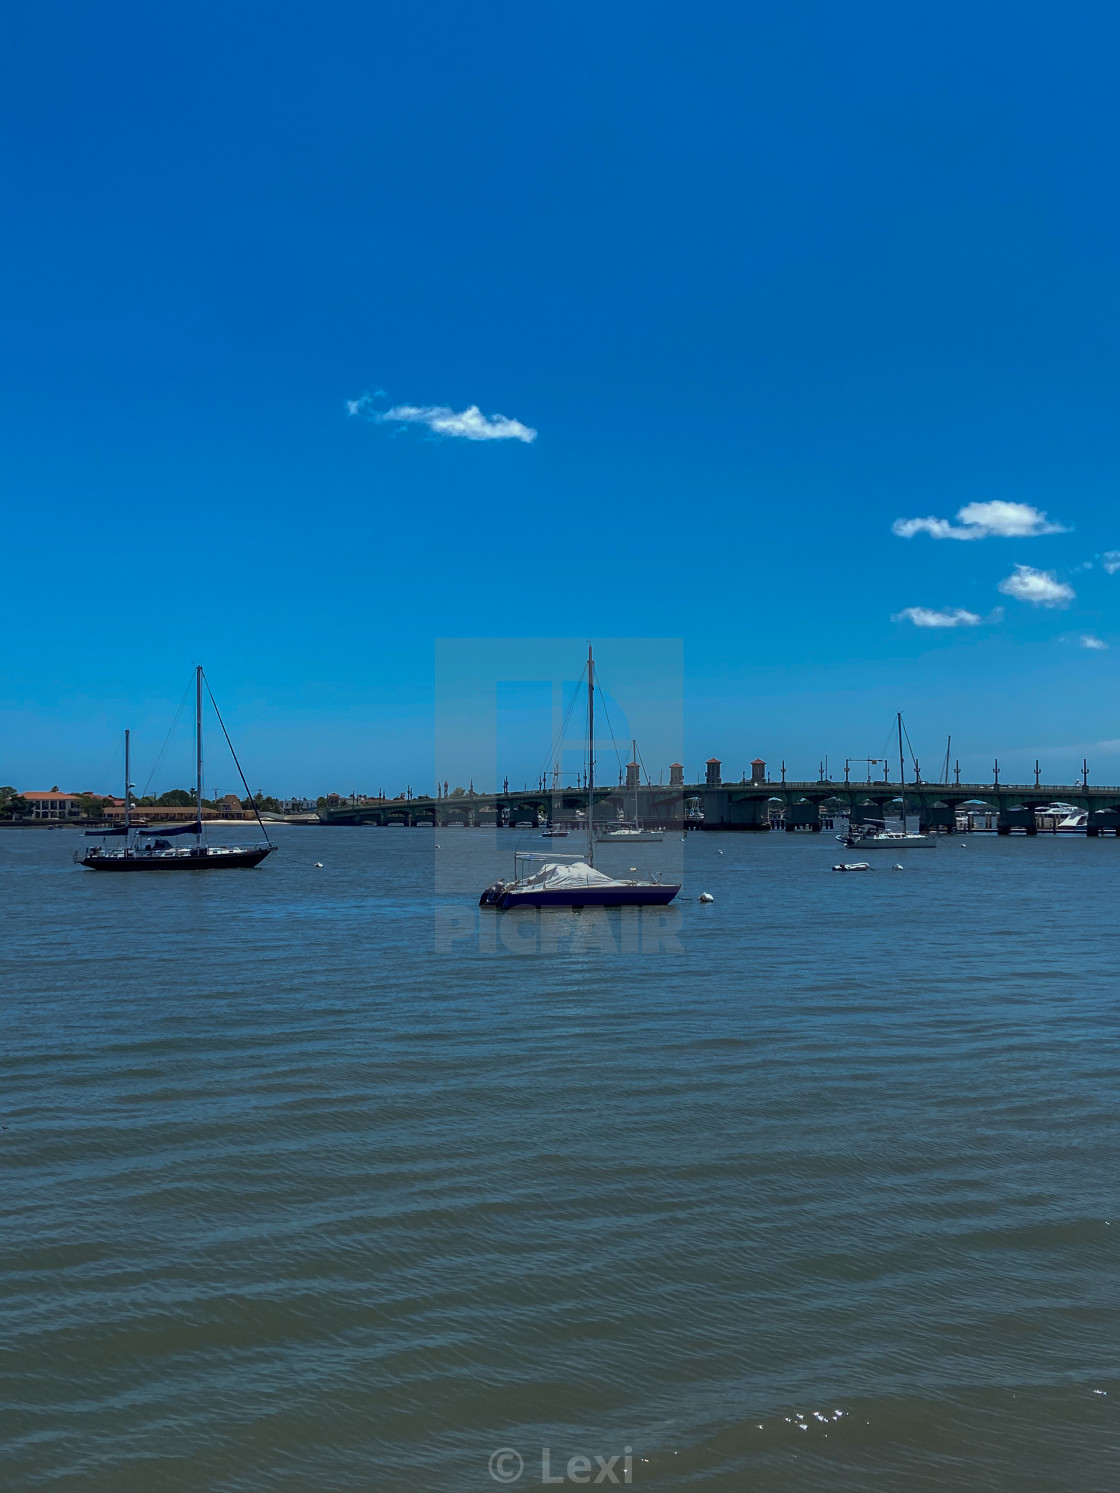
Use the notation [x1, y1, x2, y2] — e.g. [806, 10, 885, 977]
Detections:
[993, 759, 1000, 788]
[846, 757, 881, 785]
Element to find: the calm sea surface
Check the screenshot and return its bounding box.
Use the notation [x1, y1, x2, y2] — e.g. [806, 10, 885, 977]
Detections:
[3, 825, 1118, 1491]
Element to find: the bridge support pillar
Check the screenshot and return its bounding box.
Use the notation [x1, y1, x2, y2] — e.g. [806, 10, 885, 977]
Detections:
[921, 804, 957, 834]
[784, 801, 822, 833]
[998, 806, 1034, 836]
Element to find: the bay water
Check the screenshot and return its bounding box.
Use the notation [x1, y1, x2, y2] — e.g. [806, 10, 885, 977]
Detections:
[3, 826, 1118, 1490]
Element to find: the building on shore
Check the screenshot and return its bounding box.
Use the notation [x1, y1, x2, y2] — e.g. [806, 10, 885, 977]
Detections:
[21, 790, 86, 820]
[100, 792, 253, 823]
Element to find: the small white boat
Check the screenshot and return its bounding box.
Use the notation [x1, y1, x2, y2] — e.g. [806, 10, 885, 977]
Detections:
[832, 861, 871, 872]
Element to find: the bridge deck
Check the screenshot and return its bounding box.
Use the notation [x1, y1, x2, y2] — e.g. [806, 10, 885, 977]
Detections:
[319, 780, 1120, 827]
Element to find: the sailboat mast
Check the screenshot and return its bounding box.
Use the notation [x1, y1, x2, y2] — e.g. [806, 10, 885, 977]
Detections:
[632, 738, 638, 825]
[897, 711, 906, 831]
[587, 644, 595, 866]
[195, 665, 204, 844]
[124, 729, 131, 833]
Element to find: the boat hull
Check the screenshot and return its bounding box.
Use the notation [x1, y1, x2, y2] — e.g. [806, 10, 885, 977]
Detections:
[80, 847, 274, 871]
[498, 883, 680, 909]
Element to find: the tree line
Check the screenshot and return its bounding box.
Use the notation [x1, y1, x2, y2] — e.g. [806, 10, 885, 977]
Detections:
[0, 786, 283, 819]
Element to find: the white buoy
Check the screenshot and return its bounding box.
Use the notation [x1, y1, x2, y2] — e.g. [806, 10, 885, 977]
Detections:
[699, 891, 715, 903]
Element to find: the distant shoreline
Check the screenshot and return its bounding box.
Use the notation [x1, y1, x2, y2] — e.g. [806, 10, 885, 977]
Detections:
[0, 815, 321, 829]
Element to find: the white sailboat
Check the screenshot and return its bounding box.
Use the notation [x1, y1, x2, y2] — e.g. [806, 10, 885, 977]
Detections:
[596, 739, 663, 842]
[843, 713, 936, 850]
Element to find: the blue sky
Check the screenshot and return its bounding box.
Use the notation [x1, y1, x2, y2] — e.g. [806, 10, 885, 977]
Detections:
[5, 2, 1120, 795]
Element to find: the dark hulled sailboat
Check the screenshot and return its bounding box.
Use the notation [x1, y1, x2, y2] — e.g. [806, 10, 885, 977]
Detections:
[478, 645, 681, 909]
[79, 667, 275, 872]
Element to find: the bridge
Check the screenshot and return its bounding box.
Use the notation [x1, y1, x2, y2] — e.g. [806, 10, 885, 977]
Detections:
[317, 776, 1120, 835]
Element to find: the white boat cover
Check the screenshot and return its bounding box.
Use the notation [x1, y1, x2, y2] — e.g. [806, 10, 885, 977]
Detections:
[520, 861, 626, 889]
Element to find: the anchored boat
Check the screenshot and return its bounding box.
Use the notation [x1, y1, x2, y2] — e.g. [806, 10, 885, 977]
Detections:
[842, 712, 936, 849]
[842, 828, 935, 850]
[596, 738, 663, 842]
[78, 667, 275, 873]
[479, 646, 680, 909]
[480, 851, 679, 909]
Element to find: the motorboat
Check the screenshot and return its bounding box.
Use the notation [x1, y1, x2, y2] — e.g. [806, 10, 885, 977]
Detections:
[1035, 803, 1088, 833]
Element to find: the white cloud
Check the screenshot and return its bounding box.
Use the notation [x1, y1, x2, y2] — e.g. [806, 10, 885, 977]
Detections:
[997, 565, 1075, 607]
[347, 393, 536, 443]
[892, 501, 1067, 541]
[1079, 634, 1108, 651]
[892, 606, 983, 628]
[1102, 551, 1120, 574]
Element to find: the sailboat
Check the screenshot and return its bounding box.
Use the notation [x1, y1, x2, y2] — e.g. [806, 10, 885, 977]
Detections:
[843, 712, 935, 850]
[596, 739, 663, 842]
[479, 647, 681, 909]
[78, 667, 276, 872]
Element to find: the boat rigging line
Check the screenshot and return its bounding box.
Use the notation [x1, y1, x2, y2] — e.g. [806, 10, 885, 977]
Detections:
[202, 674, 272, 846]
[137, 673, 194, 800]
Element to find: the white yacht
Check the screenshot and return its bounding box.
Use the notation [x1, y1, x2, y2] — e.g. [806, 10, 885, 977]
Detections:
[1036, 803, 1088, 833]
